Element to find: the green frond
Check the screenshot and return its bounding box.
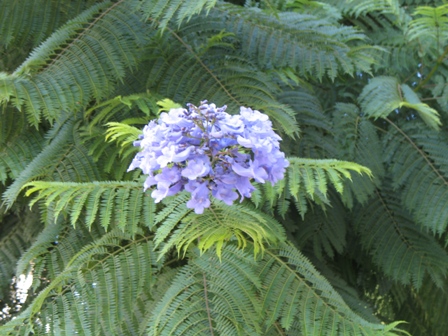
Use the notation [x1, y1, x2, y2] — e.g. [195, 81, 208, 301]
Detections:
[400, 84, 442, 129]
[280, 5, 342, 30]
[209, 3, 380, 80]
[278, 87, 331, 132]
[358, 76, 441, 129]
[393, 278, 448, 336]
[138, 0, 219, 29]
[324, 0, 402, 18]
[313, 260, 381, 324]
[2, 115, 102, 208]
[0, 0, 150, 126]
[81, 127, 143, 181]
[155, 194, 286, 259]
[85, 92, 160, 129]
[0, 208, 42, 302]
[430, 73, 448, 113]
[394, 0, 443, 5]
[2, 116, 75, 207]
[0, 305, 32, 335]
[333, 103, 385, 206]
[144, 28, 299, 137]
[384, 119, 448, 235]
[50, 131, 101, 182]
[0, 126, 44, 184]
[156, 98, 183, 112]
[15, 218, 103, 294]
[22, 180, 154, 234]
[330, 5, 412, 74]
[259, 243, 405, 335]
[80, 96, 167, 175]
[407, 4, 448, 46]
[256, 156, 372, 218]
[276, 87, 339, 164]
[373, 36, 420, 74]
[0, 228, 161, 335]
[354, 183, 448, 289]
[0, 0, 98, 49]
[1, 0, 446, 332]
[334, 103, 384, 178]
[0, 105, 27, 144]
[148, 246, 262, 335]
[105, 122, 143, 150]
[15, 219, 64, 280]
[284, 157, 372, 217]
[292, 190, 347, 260]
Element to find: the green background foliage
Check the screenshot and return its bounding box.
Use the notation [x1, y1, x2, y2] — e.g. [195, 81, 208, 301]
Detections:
[1, 0, 448, 335]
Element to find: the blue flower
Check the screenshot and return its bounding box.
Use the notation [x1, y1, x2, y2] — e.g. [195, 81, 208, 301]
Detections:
[212, 182, 239, 205]
[129, 101, 289, 212]
[182, 157, 211, 180]
[231, 160, 268, 183]
[186, 181, 211, 214]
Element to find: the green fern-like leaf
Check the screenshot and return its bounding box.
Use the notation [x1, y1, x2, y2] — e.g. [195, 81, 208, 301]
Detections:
[354, 183, 448, 289]
[0, 228, 161, 335]
[209, 3, 380, 80]
[3, 115, 102, 211]
[0, 1, 150, 126]
[143, 26, 300, 137]
[395, 278, 448, 335]
[325, 0, 402, 18]
[0, 126, 44, 184]
[15, 218, 64, 281]
[292, 190, 348, 260]
[278, 87, 331, 132]
[2, 115, 75, 207]
[285, 157, 372, 217]
[384, 119, 448, 236]
[148, 245, 262, 335]
[85, 93, 160, 129]
[105, 122, 143, 150]
[138, 0, 219, 29]
[155, 194, 286, 259]
[0, 208, 42, 302]
[22, 180, 155, 234]
[259, 243, 405, 335]
[333, 103, 385, 207]
[0, 0, 99, 49]
[358, 76, 441, 129]
[430, 73, 448, 113]
[407, 4, 448, 46]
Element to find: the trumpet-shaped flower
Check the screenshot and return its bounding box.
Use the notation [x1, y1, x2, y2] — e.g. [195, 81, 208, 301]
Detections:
[128, 101, 289, 214]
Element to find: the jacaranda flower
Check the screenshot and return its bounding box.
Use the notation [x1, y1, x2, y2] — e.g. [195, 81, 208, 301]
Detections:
[128, 101, 289, 214]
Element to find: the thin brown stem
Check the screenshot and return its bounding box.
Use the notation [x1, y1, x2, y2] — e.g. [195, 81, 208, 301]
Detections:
[385, 118, 448, 186]
[414, 45, 448, 92]
[375, 189, 411, 248]
[421, 96, 444, 101]
[203, 272, 215, 336]
[39, 0, 124, 73]
[162, 25, 241, 106]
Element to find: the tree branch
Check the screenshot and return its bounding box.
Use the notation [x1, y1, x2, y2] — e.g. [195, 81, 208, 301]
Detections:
[414, 45, 448, 92]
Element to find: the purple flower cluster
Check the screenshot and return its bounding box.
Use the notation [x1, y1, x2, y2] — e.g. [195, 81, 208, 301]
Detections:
[128, 101, 289, 214]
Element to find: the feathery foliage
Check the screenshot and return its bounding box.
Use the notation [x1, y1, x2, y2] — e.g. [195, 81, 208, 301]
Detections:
[359, 76, 441, 129]
[0, 0, 150, 126]
[1, 0, 448, 335]
[22, 180, 155, 234]
[154, 194, 285, 259]
[259, 157, 372, 217]
[258, 244, 402, 335]
[383, 119, 448, 235]
[354, 183, 448, 289]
